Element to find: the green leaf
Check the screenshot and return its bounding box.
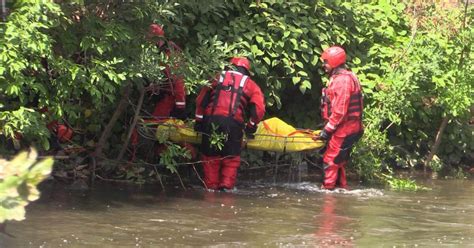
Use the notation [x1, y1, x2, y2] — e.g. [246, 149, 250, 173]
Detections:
[97, 46, 104, 55]
[310, 56, 319, 66]
[251, 45, 263, 56]
[353, 57, 361, 65]
[70, 66, 79, 80]
[0, 150, 53, 223]
[295, 61, 304, 68]
[301, 80, 312, 90]
[290, 39, 298, 49]
[299, 84, 307, 94]
[292, 77, 301, 84]
[263, 57, 271, 65]
[297, 71, 308, 77]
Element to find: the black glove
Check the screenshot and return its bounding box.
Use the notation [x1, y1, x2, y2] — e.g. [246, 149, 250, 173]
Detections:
[194, 121, 204, 133]
[319, 128, 332, 141]
[170, 107, 187, 120]
[245, 123, 257, 139]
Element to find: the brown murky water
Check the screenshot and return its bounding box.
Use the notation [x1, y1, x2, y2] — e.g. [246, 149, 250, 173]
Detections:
[1, 179, 473, 247]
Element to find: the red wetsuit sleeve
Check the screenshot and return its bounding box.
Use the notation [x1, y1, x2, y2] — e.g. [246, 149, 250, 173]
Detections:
[195, 86, 210, 121]
[247, 81, 265, 126]
[173, 76, 186, 109]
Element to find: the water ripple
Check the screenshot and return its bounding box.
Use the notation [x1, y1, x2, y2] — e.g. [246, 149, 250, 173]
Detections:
[283, 182, 385, 197]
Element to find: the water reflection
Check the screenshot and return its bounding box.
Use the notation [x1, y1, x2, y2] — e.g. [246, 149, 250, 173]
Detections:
[201, 190, 238, 219]
[314, 194, 354, 247]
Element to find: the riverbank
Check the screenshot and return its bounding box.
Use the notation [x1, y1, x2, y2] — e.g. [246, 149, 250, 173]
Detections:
[45, 149, 474, 193]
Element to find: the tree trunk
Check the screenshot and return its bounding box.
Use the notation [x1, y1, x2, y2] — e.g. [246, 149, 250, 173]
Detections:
[424, 116, 449, 171]
[93, 84, 131, 158]
[116, 87, 145, 162]
[1, 0, 5, 22]
[457, 0, 470, 68]
[424, 1, 470, 172]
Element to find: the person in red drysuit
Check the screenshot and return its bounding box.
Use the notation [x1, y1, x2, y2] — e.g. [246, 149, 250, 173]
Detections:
[39, 107, 73, 150]
[47, 120, 73, 143]
[194, 57, 265, 191]
[130, 24, 190, 160]
[316, 46, 364, 190]
[147, 23, 186, 120]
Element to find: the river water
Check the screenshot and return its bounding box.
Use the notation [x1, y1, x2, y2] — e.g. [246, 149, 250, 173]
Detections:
[1, 179, 473, 247]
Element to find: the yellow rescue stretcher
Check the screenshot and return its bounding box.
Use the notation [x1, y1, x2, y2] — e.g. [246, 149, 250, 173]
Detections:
[151, 117, 324, 153]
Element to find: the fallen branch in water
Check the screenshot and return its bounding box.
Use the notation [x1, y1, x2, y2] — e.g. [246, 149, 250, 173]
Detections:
[176, 170, 186, 190]
[0, 223, 15, 238]
[96, 175, 133, 183]
[152, 164, 165, 191]
[192, 163, 207, 190]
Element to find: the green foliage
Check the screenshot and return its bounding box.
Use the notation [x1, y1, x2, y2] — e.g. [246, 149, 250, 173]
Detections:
[0, 1, 472, 184]
[428, 155, 444, 173]
[181, 35, 240, 93]
[209, 123, 228, 151]
[347, 2, 473, 185]
[0, 1, 64, 149]
[0, 149, 54, 223]
[383, 3, 473, 170]
[0, 107, 51, 150]
[381, 174, 429, 191]
[159, 143, 191, 174]
[451, 167, 468, 179]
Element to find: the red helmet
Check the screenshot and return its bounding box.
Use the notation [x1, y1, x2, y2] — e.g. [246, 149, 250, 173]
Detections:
[321, 46, 346, 69]
[230, 57, 251, 71]
[149, 23, 164, 37]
